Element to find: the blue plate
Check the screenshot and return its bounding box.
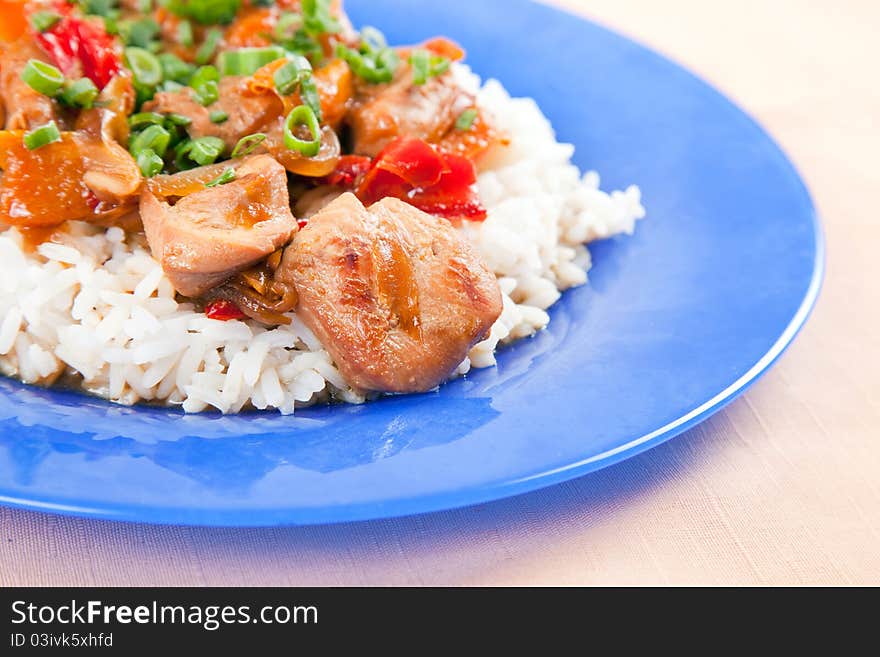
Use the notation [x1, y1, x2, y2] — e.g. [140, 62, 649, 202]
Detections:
[0, 0, 823, 526]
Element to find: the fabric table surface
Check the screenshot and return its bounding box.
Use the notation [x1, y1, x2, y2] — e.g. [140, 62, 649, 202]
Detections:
[1, 0, 878, 586]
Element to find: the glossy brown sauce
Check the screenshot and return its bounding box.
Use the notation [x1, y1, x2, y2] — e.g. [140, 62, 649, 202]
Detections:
[373, 234, 421, 339]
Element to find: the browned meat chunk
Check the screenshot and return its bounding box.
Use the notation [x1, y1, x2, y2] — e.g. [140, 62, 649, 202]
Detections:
[278, 193, 502, 393]
[140, 155, 297, 297]
[143, 77, 282, 151]
[0, 38, 63, 130]
[347, 67, 468, 157]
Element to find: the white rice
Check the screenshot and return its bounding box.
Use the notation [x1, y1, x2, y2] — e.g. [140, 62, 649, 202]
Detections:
[0, 68, 645, 414]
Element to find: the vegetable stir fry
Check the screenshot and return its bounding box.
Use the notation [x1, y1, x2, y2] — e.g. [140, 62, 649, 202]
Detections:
[0, 0, 510, 394]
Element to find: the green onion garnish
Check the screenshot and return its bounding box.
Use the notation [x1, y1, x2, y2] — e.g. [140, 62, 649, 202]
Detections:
[165, 112, 193, 126]
[299, 76, 322, 122]
[158, 53, 195, 84]
[192, 79, 219, 106]
[29, 11, 61, 33]
[20, 59, 65, 97]
[430, 56, 450, 77]
[218, 46, 286, 76]
[60, 78, 100, 109]
[130, 124, 172, 158]
[164, 0, 242, 26]
[103, 16, 120, 35]
[123, 18, 160, 49]
[137, 148, 164, 177]
[177, 19, 194, 47]
[274, 12, 302, 41]
[409, 48, 449, 86]
[189, 65, 219, 106]
[455, 108, 479, 132]
[230, 133, 267, 158]
[209, 110, 229, 123]
[230, 133, 267, 159]
[277, 29, 324, 63]
[336, 29, 400, 85]
[359, 26, 387, 53]
[177, 136, 225, 167]
[206, 167, 236, 187]
[23, 121, 61, 151]
[124, 47, 163, 88]
[409, 49, 430, 86]
[301, 0, 341, 36]
[81, 0, 118, 18]
[283, 104, 321, 157]
[272, 56, 312, 95]
[128, 112, 166, 129]
[159, 80, 185, 93]
[195, 28, 223, 66]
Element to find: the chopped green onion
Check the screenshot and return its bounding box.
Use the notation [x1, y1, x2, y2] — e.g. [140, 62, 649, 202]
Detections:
[189, 65, 220, 105]
[301, 0, 340, 36]
[164, 0, 242, 26]
[124, 47, 163, 88]
[192, 80, 218, 105]
[282, 104, 321, 157]
[20, 59, 65, 97]
[81, 0, 118, 18]
[430, 55, 450, 77]
[195, 28, 223, 65]
[29, 11, 61, 33]
[130, 124, 172, 158]
[177, 19, 194, 47]
[409, 48, 449, 86]
[272, 55, 312, 95]
[165, 112, 193, 126]
[133, 81, 156, 106]
[230, 133, 267, 158]
[160, 80, 186, 93]
[188, 64, 219, 88]
[177, 136, 225, 167]
[103, 15, 120, 35]
[209, 110, 229, 123]
[129, 112, 166, 129]
[137, 148, 164, 177]
[278, 29, 324, 63]
[274, 12, 302, 41]
[359, 26, 387, 53]
[409, 49, 430, 86]
[336, 30, 400, 85]
[158, 53, 195, 83]
[123, 18, 160, 49]
[60, 78, 100, 109]
[206, 167, 236, 187]
[23, 121, 61, 150]
[299, 76, 322, 122]
[138, 0, 154, 12]
[217, 46, 286, 76]
[455, 108, 479, 132]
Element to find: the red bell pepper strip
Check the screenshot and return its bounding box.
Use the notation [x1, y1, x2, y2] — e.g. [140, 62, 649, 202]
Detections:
[205, 299, 247, 321]
[355, 136, 487, 223]
[32, 4, 121, 90]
